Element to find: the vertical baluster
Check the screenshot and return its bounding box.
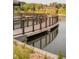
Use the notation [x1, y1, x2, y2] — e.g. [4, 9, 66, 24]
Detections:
[53, 17, 55, 25]
[45, 17, 47, 28]
[20, 12, 23, 28]
[36, 16, 39, 25]
[57, 16, 58, 23]
[32, 18, 34, 31]
[39, 17, 42, 30]
[36, 17, 38, 25]
[21, 19, 25, 34]
[36, 15, 38, 25]
[27, 17, 29, 27]
[52, 17, 53, 25]
[20, 17, 22, 28]
[50, 17, 52, 26]
[54, 17, 56, 24]
[35, 17, 37, 25]
[49, 17, 51, 26]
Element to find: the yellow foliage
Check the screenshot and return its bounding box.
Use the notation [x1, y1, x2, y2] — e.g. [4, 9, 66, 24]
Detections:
[14, 7, 66, 16]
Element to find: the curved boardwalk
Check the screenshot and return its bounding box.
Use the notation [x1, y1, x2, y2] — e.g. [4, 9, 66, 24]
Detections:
[13, 14, 58, 38]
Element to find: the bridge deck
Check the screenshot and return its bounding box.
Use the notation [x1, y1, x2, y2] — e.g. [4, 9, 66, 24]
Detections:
[13, 22, 58, 38]
[13, 15, 58, 38]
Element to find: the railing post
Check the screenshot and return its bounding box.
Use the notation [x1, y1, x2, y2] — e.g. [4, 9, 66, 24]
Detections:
[27, 18, 29, 27]
[39, 17, 42, 30]
[45, 17, 47, 28]
[34, 16, 37, 25]
[56, 16, 58, 23]
[52, 17, 54, 25]
[49, 17, 51, 26]
[36, 20, 38, 24]
[21, 19, 25, 34]
[32, 18, 34, 31]
[20, 17, 22, 28]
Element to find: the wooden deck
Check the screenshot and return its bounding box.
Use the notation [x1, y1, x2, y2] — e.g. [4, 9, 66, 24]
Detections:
[13, 23, 59, 38]
[13, 14, 58, 38]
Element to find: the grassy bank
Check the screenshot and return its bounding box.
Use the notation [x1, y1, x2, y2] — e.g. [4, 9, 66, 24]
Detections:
[13, 40, 65, 59]
[13, 41, 33, 59]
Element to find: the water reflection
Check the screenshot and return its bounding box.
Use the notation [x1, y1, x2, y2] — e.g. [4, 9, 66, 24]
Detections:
[27, 25, 59, 49]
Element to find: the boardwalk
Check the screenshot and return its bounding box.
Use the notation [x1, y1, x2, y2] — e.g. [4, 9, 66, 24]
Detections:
[13, 14, 58, 38]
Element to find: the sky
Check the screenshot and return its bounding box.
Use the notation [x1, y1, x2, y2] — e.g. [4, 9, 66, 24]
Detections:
[18, 0, 66, 4]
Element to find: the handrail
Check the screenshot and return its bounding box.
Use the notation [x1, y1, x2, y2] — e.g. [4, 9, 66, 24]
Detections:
[13, 14, 58, 37]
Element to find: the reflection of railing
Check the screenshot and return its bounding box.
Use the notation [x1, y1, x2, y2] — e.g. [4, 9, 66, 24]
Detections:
[27, 26, 58, 49]
[13, 14, 58, 37]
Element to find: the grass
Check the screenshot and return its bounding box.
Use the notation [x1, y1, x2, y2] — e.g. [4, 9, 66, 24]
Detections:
[13, 40, 64, 59]
[13, 41, 33, 59]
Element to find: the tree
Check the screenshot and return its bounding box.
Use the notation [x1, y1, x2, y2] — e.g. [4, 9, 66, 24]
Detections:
[56, 3, 62, 9]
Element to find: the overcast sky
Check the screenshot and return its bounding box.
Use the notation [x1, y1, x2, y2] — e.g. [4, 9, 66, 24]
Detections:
[18, 0, 66, 4]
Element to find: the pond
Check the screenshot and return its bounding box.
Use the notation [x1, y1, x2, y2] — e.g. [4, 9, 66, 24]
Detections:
[43, 20, 66, 57]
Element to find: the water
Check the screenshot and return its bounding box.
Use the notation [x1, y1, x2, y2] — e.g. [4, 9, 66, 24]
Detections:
[27, 18, 66, 57]
[43, 20, 66, 57]
[27, 25, 59, 49]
